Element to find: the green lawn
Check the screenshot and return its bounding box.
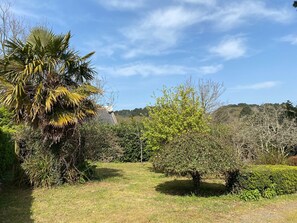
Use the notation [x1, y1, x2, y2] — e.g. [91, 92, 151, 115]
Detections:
[1, 162, 297, 223]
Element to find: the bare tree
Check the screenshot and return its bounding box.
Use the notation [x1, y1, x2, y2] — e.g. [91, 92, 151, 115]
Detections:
[91, 75, 118, 108]
[184, 78, 225, 114]
[0, 1, 26, 57]
[232, 105, 297, 164]
[197, 79, 225, 113]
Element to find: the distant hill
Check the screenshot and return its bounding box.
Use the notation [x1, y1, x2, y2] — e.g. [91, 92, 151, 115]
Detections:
[114, 107, 149, 123]
[115, 107, 149, 117]
[211, 103, 258, 123]
[212, 101, 297, 123]
[115, 101, 297, 124]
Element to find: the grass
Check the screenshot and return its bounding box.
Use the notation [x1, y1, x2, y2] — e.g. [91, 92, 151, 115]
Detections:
[1, 162, 297, 223]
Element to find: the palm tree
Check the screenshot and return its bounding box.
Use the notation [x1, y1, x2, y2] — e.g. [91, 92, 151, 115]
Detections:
[0, 28, 101, 142]
[0, 28, 101, 184]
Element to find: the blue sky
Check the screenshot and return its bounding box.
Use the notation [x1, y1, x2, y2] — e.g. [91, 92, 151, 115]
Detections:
[11, 0, 297, 110]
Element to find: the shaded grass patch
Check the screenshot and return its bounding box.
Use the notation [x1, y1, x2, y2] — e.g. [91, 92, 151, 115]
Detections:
[93, 167, 124, 181]
[155, 179, 227, 197]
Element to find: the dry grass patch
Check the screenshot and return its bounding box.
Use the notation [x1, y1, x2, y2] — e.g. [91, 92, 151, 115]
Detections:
[1, 162, 297, 223]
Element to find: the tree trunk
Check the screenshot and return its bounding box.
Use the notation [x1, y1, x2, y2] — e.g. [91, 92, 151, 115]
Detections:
[191, 172, 201, 195]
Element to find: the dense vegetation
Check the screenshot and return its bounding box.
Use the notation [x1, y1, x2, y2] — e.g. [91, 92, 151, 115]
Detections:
[81, 119, 150, 163]
[143, 83, 210, 151]
[115, 107, 149, 118]
[227, 165, 297, 200]
[0, 106, 15, 179]
[0, 28, 100, 186]
[153, 132, 240, 193]
[1, 162, 297, 223]
[0, 1, 296, 209]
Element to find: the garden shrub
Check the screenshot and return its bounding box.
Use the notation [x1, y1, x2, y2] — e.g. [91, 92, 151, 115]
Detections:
[21, 151, 61, 187]
[81, 120, 151, 163]
[114, 122, 150, 162]
[0, 127, 15, 179]
[153, 132, 240, 194]
[80, 122, 123, 162]
[15, 126, 94, 187]
[227, 165, 297, 200]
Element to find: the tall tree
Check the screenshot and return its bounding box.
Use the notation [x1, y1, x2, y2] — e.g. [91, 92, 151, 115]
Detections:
[0, 28, 101, 185]
[0, 2, 25, 57]
[197, 79, 225, 113]
[0, 28, 101, 142]
[143, 83, 210, 151]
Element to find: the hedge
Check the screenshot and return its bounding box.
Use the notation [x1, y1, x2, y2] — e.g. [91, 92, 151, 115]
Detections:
[227, 165, 297, 198]
[0, 127, 15, 178]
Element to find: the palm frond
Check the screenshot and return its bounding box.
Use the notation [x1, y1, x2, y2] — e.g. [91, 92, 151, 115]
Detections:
[49, 112, 78, 127]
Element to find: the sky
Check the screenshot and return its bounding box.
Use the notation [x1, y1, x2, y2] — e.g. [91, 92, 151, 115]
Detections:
[9, 0, 297, 110]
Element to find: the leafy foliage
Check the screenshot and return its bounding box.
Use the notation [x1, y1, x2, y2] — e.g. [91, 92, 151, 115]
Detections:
[81, 120, 151, 163]
[0, 28, 100, 186]
[0, 127, 15, 178]
[81, 121, 123, 162]
[115, 107, 149, 118]
[227, 165, 297, 199]
[114, 121, 150, 162]
[143, 84, 210, 151]
[21, 150, 61, 187]
[0, 106, 16, 179]
[239, 189, 262, 201]
[15, 126, 94, 187]
[153, 132, 240, 193]
[0, 27, 100, 142]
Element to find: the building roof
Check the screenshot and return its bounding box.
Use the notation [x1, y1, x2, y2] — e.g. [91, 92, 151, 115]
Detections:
[97, 106, 117, 125]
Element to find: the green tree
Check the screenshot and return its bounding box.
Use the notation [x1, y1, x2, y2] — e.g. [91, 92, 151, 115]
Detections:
[0, 28, 100, 142]
[143, 83, 210, 151]
[153, 132, 239, 194]
[115, 120, 150, 162]
[0, 27, 101, 185]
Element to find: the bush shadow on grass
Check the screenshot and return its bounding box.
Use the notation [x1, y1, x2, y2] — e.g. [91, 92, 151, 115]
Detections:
[147, 166, 165, 174]
[155, 179, 227, 197]
[93, 167, 124, 181]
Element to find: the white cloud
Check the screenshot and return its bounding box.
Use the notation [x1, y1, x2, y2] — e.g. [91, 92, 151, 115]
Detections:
[95, 0, 145, 10]
[83, 40, 127, 57]
[177, 0, 216, 6]
[234, 81, 280, 90]
[280, 34, 297, 45]
[97, 63, 223, 77]
[197, 64, 223, 74]
[210, 36, 247, 60]
[122, 6, 202, 58]
[119, 1, 294, 58]
[211, 1, 294, 31]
